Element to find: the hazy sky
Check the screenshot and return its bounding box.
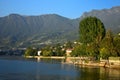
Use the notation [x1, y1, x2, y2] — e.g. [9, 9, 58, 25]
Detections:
[0, 0, 120, 18]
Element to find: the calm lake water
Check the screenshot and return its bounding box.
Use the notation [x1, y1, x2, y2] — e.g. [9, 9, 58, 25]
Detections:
[0, 56, 120, 80]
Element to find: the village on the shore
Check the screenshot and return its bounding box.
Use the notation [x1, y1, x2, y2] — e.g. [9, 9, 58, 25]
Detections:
[0, 16, 119, 69]
[23, 17, 120, 69]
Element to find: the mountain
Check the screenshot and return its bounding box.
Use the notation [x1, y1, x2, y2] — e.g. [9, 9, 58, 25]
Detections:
[0, 14, 79, 48]
[80, 6, 120, 33]
[0, 6, 120, 48]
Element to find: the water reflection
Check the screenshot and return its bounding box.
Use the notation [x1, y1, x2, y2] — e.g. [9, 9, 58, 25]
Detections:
[99, 67, 120, 80]
[37, 57, 41, 62]
[75, 65, 120, 80]
[0, 56, 120, 80]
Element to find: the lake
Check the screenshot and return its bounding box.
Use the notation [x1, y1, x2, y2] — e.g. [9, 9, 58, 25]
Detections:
[0, 56, 120, 80]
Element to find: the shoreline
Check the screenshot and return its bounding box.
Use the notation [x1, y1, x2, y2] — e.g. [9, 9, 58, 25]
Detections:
[25, 56, 120, 69]
[74, 62, 120, 69]
[25, 56, 65, 59]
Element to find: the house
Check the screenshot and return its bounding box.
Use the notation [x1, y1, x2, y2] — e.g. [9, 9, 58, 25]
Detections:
[66, 49, 73, 57]
[37, 51, 41, 56]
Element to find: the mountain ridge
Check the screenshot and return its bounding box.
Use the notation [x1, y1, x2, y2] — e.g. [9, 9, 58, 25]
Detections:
[80, 6, 120, 32]
[0, 13, 79, 48]
[0, 6, 120, 48]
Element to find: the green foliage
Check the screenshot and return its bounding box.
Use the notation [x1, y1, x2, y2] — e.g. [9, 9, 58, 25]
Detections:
[68, 17, 119, 59]
[113, 35, 120, 56]
[41, 46, 52, 56]
[75, 16, 106, 60]
[71, 44, 87, 57]
[41, 44, 66, 56]
[79, 16, 105, 44]
[53, 44, 65, 56]
[70, 44, 80, 57]
[100, 30, 118, 59]
[65, 41, 73, 49]
[24, 47, 37, 56]
[86, 42, 100, 59]
[100, 48, 110, 59]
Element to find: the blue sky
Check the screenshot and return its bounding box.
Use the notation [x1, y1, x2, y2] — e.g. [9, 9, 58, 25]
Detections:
[0, 0, 120, 19]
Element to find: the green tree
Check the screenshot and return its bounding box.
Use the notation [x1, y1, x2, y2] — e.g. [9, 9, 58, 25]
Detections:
[86, 42, 100, 59]
[71, 44, 87, 57]
[54, 44, 65, 56]
[79, 17, 106, 60]
[65, 41, 73, 49]
[24, 47, 37, 56]
[42, 46, 52, 56]
[114, 34, 120, 56]
[100, 30, 117, 59]
[79, 16, 105, 44]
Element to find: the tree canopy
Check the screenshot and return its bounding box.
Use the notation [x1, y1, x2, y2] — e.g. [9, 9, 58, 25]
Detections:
[24, 47, 37, 56]
[79, 16, 106, 44]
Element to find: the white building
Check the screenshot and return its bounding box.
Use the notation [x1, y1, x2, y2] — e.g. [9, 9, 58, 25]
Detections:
[37, 51, 41, 56]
